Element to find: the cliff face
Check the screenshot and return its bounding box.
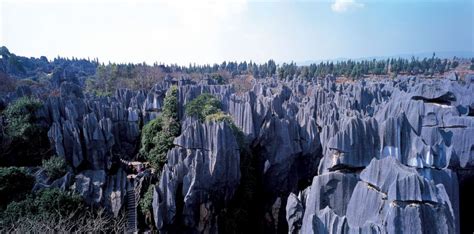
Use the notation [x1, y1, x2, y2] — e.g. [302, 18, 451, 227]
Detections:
[153, 119, 241, 232]
[17, 74, 474, 233]
[39, 81, 171, 217]
[281, 77, 472, 234]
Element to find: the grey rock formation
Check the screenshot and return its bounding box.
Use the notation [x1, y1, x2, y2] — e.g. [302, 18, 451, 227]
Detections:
[72, 169, 129, 217]
[152, 119, 240, 232]
[31, 168, 74, 192]
[282, 76, 472, 233]
[301, 172, 358, 234]
[286, 193, 304, 234]
[8, 70, 471, 232]
[74, 170, 106, 205]
[42, 83, 172, 215]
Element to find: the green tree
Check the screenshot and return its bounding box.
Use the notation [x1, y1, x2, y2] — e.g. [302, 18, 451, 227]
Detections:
[1, 188, 84, 226]
[42, 156, 67, 181]
[139, 86, 180, 171]
[3, 97, 43, 141]
[1, 97, 49, 166]
[139, 185, 154, 215]
[185, 93, 221, 121]
[0, 167, 35, 208]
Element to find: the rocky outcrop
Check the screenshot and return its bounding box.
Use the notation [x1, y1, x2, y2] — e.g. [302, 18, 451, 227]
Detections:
[152, 119, 240, 232]
[165, 75, 473, 233]
[72, 169, 129, 216]
[283, 76, 472, 233]
[39, 82, 173, 216]
[5, 70, 471, 232]
[293, 157, 457, 234]
[176, 81, 323, 230]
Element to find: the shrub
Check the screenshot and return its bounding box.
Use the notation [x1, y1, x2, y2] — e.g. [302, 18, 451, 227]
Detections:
[139, 86, 180, 171]
[1, 96, 49, 166]
[205, 111, 233, 123]
[2, 188, 83, 223]
[206, 112, 245, 148]
[34, 188, 84, 216]
[0, 167, 34, 207]
[162, 86, 179, 119]
[1, 188, 126, 232]
[1, 197, 37, 228]
[3, 96, 43, 141]
[185, 93, 221, 121]
[139, 185, 154, 215]
[42, 156, 67, 180]
[1, 207, 126, 232]
[139, 117, 164, 158]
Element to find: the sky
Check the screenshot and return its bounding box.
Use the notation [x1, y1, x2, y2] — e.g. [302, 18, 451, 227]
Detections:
[0, 0, 473, 65]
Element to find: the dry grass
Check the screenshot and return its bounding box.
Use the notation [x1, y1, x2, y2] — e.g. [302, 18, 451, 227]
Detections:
[1, 208, 127, 233]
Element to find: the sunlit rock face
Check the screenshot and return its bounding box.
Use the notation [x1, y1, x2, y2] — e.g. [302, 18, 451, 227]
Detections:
[152, 119, 241, 232]
[286, 76, 473, 234]
[18, 73, 472, 233]
[39, 81, 171, 216]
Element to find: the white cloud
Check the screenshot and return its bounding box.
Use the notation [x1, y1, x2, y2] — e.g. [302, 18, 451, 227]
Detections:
[331, 0, 364, 13]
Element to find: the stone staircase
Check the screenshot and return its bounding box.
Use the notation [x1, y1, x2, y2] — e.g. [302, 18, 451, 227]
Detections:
[126, 188, 137, 232]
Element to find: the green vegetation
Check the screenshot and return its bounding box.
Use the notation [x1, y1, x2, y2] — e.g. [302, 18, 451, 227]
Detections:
[277, 55, 458, 80]
[186, 93, 245, 147]
[185, 93, 221, 121]
[0, 174, 126, 232]
[206, 112, 245, 148]
[139, 184, 154, 215]
[4, 188, 84, 219]
[185, 93, 257, 233]
[3, 96, 43, 141]
[211, 74, 225, 84]
[0, 188, 126, 232]
[139, 86, 180, 171]
[42, 156, 67, 181]
[0, 167, 35, 207]
[1, 97, 49, 166]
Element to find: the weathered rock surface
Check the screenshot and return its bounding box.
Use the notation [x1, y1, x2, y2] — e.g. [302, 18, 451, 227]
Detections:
[36, 82, 172, 216]
[152, 119, 240, 232]
[282, 76, 472, 233]
[6, 72, 472, 232]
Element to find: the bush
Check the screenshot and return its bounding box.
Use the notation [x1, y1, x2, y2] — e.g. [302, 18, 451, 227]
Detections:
[139, 117, 163, 157]
[139, 116, 167, 169]
[34, 188, 84, 216]
[0, 167, 34, 207]
[42, 156, 67, 180]
[1, 96, 49, 166]
[139, 185, 154, 215]
[162, 86, 179, 119]
[139, 86, 180, 171]
[1, 188, 84, 223]
[205, 111, 233, 123]
[185, 93, 221, 121]
[206, 112, 245, 148]
[1, 188, 126, 232]
[1, 207, 126, 232]
[3, 96, 43, 141]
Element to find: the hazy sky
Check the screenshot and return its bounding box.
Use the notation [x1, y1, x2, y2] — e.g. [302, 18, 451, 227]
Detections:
[1, 0, 473, 65]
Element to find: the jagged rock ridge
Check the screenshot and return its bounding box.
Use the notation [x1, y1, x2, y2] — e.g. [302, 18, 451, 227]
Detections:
[15, 74, 473, 233]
